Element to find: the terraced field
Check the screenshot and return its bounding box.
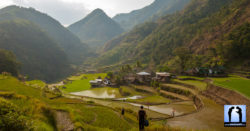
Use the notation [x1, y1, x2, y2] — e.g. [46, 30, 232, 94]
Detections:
[168, 77, 250, 131]
[62, 73, 107, 92]
[0, 75, 137, 131]
[3, 72, 249, 130]
[211, 76, 250, 98]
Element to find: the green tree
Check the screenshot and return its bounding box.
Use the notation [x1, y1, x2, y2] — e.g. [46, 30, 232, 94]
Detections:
[136, 61, 142, 68]
[173, 47, 191, 72]
[0, 49, 19, 76]
[106, 72, 114, 79]
[158, 65, 170, 72]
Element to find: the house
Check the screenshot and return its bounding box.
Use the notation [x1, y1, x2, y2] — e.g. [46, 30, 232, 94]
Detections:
[123, 75, 137, 84]
[155, 72, 171, 82]
[89, 79, 103, 87]
[185, 68, 199, 76]
[103, 77, 111, 86]
[136, 72, 151, 83]
[185, 66, 226, 77]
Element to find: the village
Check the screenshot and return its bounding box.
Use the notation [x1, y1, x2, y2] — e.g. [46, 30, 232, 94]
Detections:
[89, 66, 226, 88]
[89, 71, 172, 87]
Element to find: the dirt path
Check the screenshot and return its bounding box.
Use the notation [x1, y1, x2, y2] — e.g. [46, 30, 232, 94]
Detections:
[167, 96, 247, 131]
[54, 110, 74, 131]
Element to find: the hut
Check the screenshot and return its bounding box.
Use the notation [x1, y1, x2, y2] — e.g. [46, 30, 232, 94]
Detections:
[136, 72, 151, 83]
[89, 79, 103, 87]
[124, 74, 137, 84]
[103, 77, 111, 86]
[185, 68, 199, 76]
[155, 72, 171, 82]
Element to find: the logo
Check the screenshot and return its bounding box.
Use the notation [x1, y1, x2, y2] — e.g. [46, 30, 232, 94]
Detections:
[224, 105, 246, 127]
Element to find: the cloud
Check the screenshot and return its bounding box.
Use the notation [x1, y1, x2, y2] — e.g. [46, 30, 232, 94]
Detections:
[81, 0, 154, 17]
[12, 0, 89, 26]
[0, 0, 14, 9]
[0, 0, 154, 26]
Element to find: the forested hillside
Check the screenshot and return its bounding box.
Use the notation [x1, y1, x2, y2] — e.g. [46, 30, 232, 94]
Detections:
[0, 49, 19, 76]
[113, 0, 190, 31]
[94, 0, 250, 71]
[0, 6, 90, 65]
[68, 9, 124, 48]
[0, 20, 72, 82]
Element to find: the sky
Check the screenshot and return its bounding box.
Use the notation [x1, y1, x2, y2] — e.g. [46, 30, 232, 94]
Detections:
[0, 0, 154, 26]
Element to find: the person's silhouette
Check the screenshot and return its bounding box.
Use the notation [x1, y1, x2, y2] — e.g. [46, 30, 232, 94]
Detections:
[228, 106, 235, 122]
[236, 106, 242, 123]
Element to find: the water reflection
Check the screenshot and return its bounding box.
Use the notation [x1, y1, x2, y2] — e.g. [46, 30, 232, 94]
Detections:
[71, 88, 120, 99]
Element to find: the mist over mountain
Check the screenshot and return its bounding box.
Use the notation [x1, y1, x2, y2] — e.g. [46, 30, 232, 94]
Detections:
[113, 0, 190, 31]
[0, 6, 90, 65]
[68, 9, 124, 48]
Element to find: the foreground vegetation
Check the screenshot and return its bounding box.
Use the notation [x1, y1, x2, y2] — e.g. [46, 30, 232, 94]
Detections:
[2, 71, 249, 130]
[0, 74, 134, 130]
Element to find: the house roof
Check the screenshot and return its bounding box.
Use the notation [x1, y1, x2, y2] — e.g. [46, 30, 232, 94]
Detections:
[89, 80, 98, 84]
[137, 72, 151, 76]
[96, 79, 102, 82]
[156, 72, 171, 76]
[89, 78, 103, 84]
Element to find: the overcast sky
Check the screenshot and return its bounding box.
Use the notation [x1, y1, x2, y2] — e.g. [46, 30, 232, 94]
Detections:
[0, 0, 154, 26]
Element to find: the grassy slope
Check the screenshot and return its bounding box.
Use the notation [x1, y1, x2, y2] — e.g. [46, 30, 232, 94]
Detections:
[177, 75, 250, 98]
[174, 79, 207, 91]
[211, 75, 250, 98]
[63, 73, 106, 92]
[0, 75, 135, 131]
[25, 80, 46, 88]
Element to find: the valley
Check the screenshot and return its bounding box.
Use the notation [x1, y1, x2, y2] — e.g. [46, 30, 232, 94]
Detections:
[0, 0, 250, 130]
[1, 72, 249, 130]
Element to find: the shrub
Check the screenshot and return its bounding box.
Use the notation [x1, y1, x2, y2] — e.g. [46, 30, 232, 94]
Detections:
[0, 98, 32, 131]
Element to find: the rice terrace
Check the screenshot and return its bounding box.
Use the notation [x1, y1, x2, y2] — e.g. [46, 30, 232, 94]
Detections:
[0, 0, 250, 131]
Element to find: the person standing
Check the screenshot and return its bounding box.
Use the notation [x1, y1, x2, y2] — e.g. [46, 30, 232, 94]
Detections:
[172, 108, 176, 117]
[121, 108, 125, 116]
[138, 106, 147, 130]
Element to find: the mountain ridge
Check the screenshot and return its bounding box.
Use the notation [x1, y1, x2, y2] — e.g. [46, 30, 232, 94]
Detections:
[0, 19, 72, 82]
[0, 5, 90, 65]
[113, 0, 190, 31]
[68, 8, 124, 48]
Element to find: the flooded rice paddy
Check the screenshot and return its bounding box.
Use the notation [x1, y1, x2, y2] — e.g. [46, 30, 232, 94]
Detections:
[70, 87, 121, 99]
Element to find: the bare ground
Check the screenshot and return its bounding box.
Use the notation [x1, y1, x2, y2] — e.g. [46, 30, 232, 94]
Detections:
[54, 110, 74, 131]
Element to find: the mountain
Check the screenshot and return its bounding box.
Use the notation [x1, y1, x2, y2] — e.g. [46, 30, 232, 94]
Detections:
[113, 0, 190, 31]
[68, 9, 124, 48]
[0, 20, 72, 82]
[93, 0, 250, 70]
[0, 6, 89, 65]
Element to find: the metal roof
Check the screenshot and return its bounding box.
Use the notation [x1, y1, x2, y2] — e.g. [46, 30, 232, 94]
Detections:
[136, 72, 151, 76]
[156, 72, 171, 76]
